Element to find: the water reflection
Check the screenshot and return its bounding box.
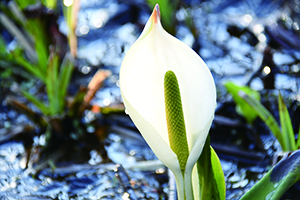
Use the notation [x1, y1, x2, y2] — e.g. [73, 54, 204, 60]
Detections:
[156, 168, 165, 174]
[2, 0, 300, 199]
[77, 25, 90, 36]
[253, 24, 264, 34]
[93, 18, 103, 28]
[122, 192, 130, 200]
[240, 14, 253, 27]
[81, 65, 91, 74]
[257, 33, 266, 43]
[293, 21, 300, 30]
[63, 0, 73, 7]
[90, 9, 109, 29]
[262, 65, 271, 76]
[103, 98, 111, 106]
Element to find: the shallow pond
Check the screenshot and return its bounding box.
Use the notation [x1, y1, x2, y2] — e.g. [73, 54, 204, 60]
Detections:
[1, 0, 300, 199]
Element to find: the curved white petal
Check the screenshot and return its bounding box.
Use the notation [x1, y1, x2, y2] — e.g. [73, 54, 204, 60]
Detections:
[121, 92, 179, 170]
[184, 113, 214, 198]
[120, 5, 216, 199]
[120, 5, 216, 149]
[121, 91, 186, 199]
[185, 113, 215, 175]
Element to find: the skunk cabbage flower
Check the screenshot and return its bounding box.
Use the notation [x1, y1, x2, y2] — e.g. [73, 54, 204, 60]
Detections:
[120, 4, 216, 199]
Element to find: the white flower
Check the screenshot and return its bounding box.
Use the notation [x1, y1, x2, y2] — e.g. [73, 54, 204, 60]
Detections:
[120, 4, 216, 199]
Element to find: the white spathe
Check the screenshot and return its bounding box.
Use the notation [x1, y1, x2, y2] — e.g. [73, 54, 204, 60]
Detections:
[120, 4, 216, 199]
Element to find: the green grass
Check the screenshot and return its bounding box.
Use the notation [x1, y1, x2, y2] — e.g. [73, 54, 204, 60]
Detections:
[225, 82, 299, 152]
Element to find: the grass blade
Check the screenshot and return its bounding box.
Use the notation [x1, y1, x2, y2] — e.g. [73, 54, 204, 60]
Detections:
[224, 82, 260, 124]
[58, 53, 74, 112]
[296, 125, 300, 149]
[25, 19, 49, 75]
[46, 53, 60, 115]
[0, 12, 36, 61]
[278, 92, 296, 151]
[6, 97, 47, 127]
[196, 136, 226, 200]
[12, 49, 45, 82]
[14, 0, 36, 10]
[239, 91, 286, 151]
[21, 89, 49, 115]
[42, 0, 57, 9]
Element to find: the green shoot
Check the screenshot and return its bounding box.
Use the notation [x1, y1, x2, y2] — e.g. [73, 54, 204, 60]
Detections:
[58, 54, 74, 111]
[0, 1, 75, 117]
[21, 53, 74, 117]
[11, 49, 46, 82]
[21, 89, 49, 115]
[239, 91, 286, 151]
[14, 0, 37, 10]
[197, 136, 225, 200]
[224, 82, 260, 124]
[226, 82, 298, 152]
[297, 126, 300, 149]
[41, 0, 57, 9]
[278, 92, 297, 151]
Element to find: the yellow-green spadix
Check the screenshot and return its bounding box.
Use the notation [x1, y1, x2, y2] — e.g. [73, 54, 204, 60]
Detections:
[119, 4, 216, 199]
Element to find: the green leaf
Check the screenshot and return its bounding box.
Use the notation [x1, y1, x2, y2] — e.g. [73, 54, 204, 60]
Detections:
[25, 19, 49, 74]
[238, 91, 286, 151]
[0, 68, 13, 78]
[278, 92, 297, 151]
[6, 97, 47, 127]
[35, 37, 48, 73]
[297, 124, 300, 149]
[0, 12, 37, 61]
[14, 0, 37, 10]
[58, 53, 74, 111]
[224, 82, 260, 124]
[211, 147, 226, 200]
[21, 89, 49, 115]
[197, 136, 226, 200]
[164, 70, 189, 175]
[46, 53, 60, 115]
[41, 0, 57, 9]
[12, 50, 46, 82]
[240, 149, 300, 200]
[0, 35, 7, 54]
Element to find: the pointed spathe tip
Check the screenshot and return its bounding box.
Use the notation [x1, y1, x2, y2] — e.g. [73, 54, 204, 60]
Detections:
[151, 3, 161, 24]
[155, 3, 160, 15]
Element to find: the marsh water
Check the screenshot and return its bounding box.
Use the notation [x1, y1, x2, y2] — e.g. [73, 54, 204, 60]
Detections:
[1, 0, 300, 199]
